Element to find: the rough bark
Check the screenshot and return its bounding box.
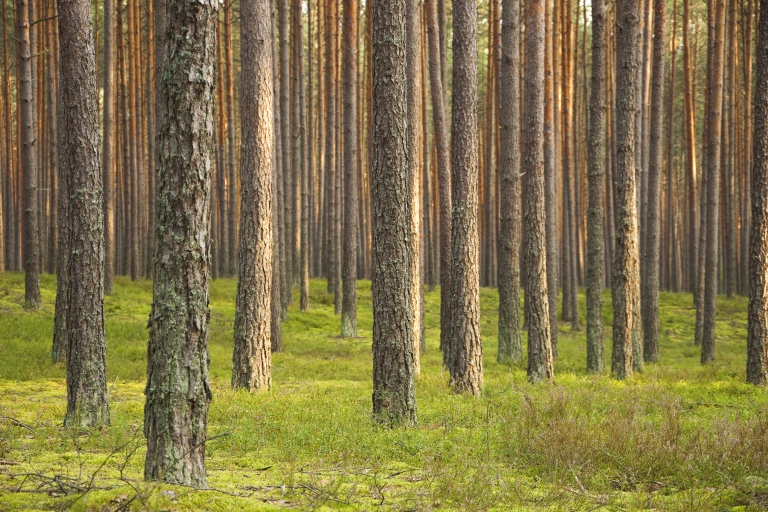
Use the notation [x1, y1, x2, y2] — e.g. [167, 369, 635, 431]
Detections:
[270, 0, 284, 352]
[425, 0, 452, 365]
[371, 0, 417, 425]
[612, 0, 642, 380]
[748, 0, 768, 384]
[524, 0, 554, 382]
[17, 0, 41, 309]
[56, 0, 109, 428]
[498, 0, 522, 365]
[341, 0, 358, 337]
[232, 0, 273, 392]
[586, 0, 606, 373]
[642, 0, 665, 363]
[224, 0, 238, 277]
[448, 0, 482, 395]
[144, 0, 217, 488]
[702, 0, 725, 364]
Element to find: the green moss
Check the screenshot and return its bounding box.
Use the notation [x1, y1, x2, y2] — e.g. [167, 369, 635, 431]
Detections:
[1, 272, 767, 510]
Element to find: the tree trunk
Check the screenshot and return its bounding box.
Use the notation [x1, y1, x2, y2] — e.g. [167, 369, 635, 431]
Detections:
[224, 0, 238, 278]
[448, 0, 482, 395]
[406, 0, 422, 374]
[144, 0, 217, 488]
[371, 0, 417, 425]
[341, 0, 358, 337]
[270, 0, 284, 352]
[586, 0, 606, 373]
[642, 0, 664, 363]
[747, 0, 768, 384]
[298, 0, 309, 312]
[544, 0, 559, 354]
[498, 0, 522, 365]
[612, 0, 642, 380]
[682, 0, 697, 294]
[425, 0, 452, 365]
[57, 0, 109, 428]
[702, 0, 725, 364]
[232, 0, 273, 392]
[17, 0, 41, 309]
[524, 0, 554, 382]
[103, 0, 115, 295]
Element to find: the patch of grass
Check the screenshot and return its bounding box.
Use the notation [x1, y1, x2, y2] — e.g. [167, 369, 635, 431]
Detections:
[1, 272, 767, 510]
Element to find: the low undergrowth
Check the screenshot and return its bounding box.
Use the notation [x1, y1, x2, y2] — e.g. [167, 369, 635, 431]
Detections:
[0, 273, 766, 511]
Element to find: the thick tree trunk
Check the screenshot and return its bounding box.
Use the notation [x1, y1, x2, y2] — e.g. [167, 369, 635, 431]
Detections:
[425, 0, 452, 365]
[448, 0, 482, 395]
[612, 0, 642, 379]
[144, 0, 217, 488]
[524, 0, 554, 383]
[642, 0, 665, 363]
[497, 0, 522, 365]
[747, 0, 768, 384]
[371, 0, 417, 425]
[17, 0, 41, 309]
[341, 0, 358, 337]
[232, 0, 273, 392]
[57, 0, 109, 428]
[702, 0, 725, 364]
[586, 0, 606, 373]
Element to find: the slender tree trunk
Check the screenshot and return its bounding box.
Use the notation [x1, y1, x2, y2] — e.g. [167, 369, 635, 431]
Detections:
[612, 0, 642, 379]
[642, 0, 664, 363]
[544, 0, 559, 353]
[586, 0, 606, 373]
[17, 0, 41, 309]
[103, 0, 115, 295]
[701, 0, 725, 364]
[524, 0, 554, 382]
[747, 0, 768, 384]
[144, 0, 217, 488]
[425, 0, 452, 364]
[406, 0, 422, 374]
[341, 0, 358, 336]
[232, 0, 273, 392]
[271, 0, 284, 352]
[57, 0, 109, 428]
[215, 15, 229, 277]
[682, 0, 697, 294]
[299, 0, 309, 311]
[498, 0, 522, 365]
[371, 0, 417, 425]
[224, 0, 238, 278]
[449, 0, 482, 395]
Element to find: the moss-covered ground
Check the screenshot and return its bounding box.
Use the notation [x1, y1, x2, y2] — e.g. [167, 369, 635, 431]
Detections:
[0, 272, 767, 511]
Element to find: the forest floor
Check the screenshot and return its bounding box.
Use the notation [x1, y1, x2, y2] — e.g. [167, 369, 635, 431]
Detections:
[0, 273, 767, 511]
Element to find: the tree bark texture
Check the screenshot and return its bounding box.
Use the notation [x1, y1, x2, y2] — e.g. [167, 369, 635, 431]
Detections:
[103, 0, 116, 295]
[232, 0, 273, 392]
[642, 0, 665, 363]
[341, 0, 358, 337]
[144, 0, 217, 488]
[17, 0, 41, 309]
[371, 0, 417, 425]
[586, 0, 606, 373]
[498, 0, 522, 365]
[58, 0, 109, 428]
[702, 0, 725, 364]
[524, 0, 554, 383]
[612, 0, 642, 379]
[449, 0, 482, 395]
[748, 0, 768, 384]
